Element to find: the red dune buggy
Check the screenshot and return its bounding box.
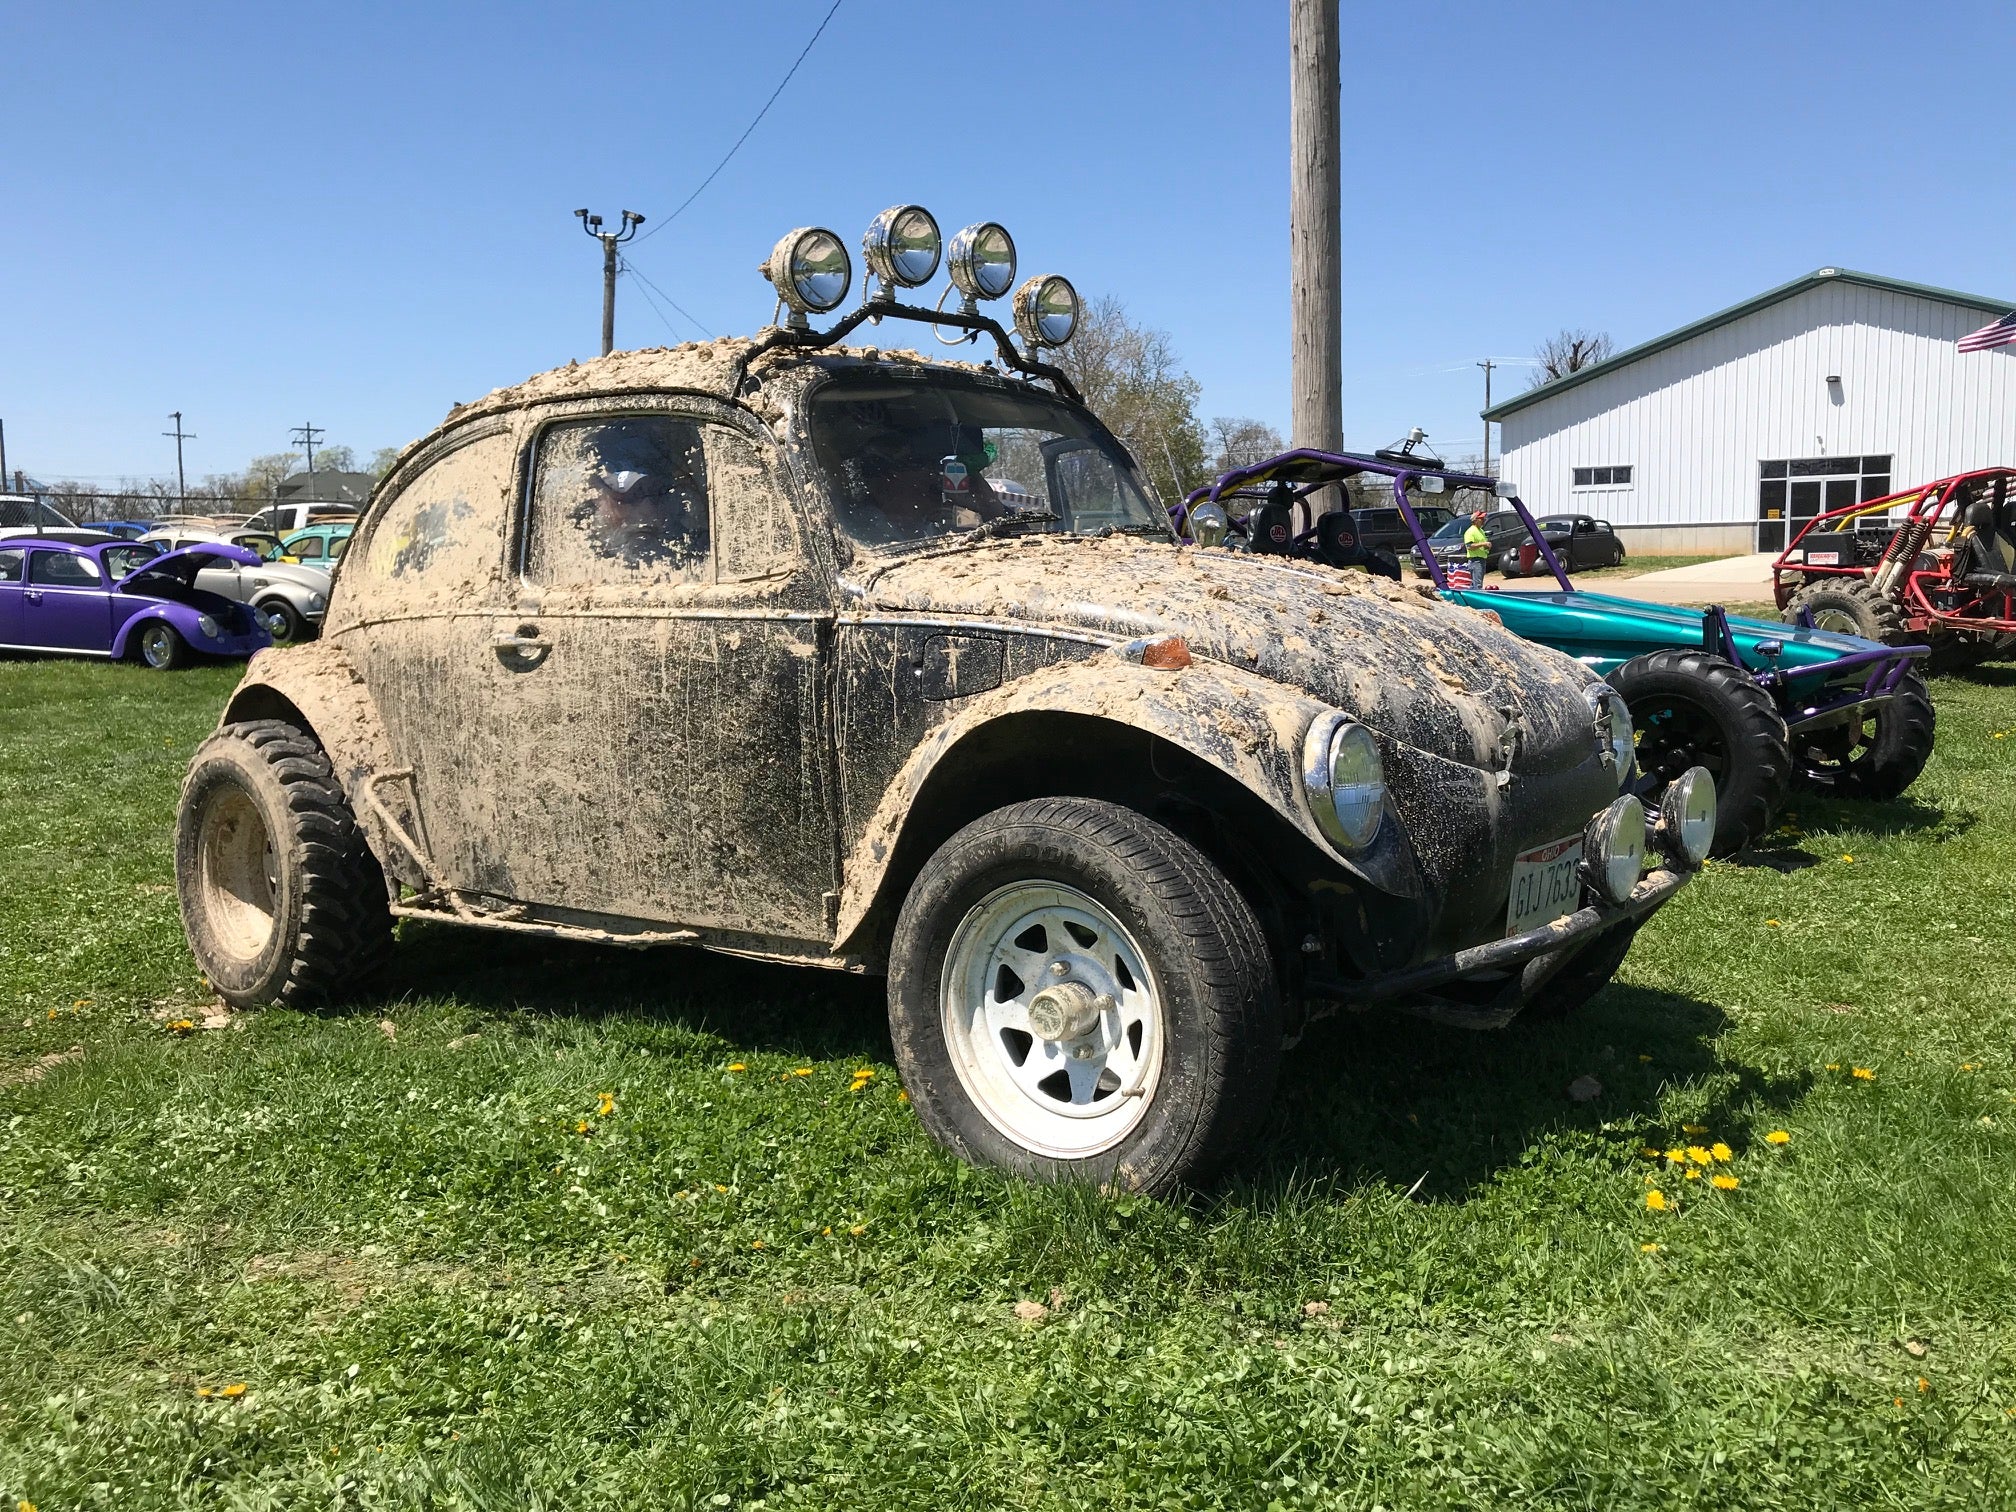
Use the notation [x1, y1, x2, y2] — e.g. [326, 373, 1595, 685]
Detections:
[1773, 467, 2016, 668]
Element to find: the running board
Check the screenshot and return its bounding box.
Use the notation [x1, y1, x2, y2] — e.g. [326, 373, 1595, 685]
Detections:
[389, 902, 699, 950]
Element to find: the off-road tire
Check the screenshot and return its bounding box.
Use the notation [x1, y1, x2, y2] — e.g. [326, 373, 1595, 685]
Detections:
[1791, 667, 1935, 801]
[136, 621, 188, 670]
[1785, 577, 1910, 645]
[257, 597, 305, 643]
[176, 718, 392, 1009]
[887, 798, 1280, 1195]
[1518, 921, 1640, 1023]
[1610, 649, 1790, 857]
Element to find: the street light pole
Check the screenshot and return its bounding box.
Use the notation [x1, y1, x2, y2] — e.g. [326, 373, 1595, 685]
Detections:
[576, 208, 646, 357]
[1290, 0, 1342, 506]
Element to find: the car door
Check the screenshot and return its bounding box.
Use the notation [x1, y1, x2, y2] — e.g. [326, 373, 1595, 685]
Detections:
[23, 549, 113, 652]
[494, 402, 838, 940]
[0, 548, 23, 643]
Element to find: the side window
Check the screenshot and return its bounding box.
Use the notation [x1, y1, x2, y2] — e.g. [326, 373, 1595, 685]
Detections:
[294, 537, 323, 559]
[29, 552, 101, 587]
[0, 549, 22, 583]
[357, 427, 512, 597]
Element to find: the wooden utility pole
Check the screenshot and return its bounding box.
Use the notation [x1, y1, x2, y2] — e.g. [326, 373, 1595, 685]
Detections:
[576, 208, 646, 356]
[164, 411, 195, 508]
[1290, 0, 1342, 483]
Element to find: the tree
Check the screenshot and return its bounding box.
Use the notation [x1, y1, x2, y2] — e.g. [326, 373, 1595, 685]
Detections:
[368, 446, 402, 481]
[1052, 295, 1210, 503]
[1527, 329, 1616, 388]
[1208, 416, 1285, 472]
[304, 444, 357, 475]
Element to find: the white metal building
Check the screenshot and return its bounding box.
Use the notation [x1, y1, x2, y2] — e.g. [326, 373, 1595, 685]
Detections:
[1482, 268, 2016, 553]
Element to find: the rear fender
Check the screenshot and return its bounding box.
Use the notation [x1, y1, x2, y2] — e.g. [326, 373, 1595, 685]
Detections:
[834, 656, 1350, 951]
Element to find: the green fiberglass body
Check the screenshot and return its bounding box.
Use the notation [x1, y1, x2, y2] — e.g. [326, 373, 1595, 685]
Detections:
[1178, 448, 1935, 856]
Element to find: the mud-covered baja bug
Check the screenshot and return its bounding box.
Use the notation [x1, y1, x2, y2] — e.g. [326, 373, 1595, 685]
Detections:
[175, 206, 1709, 1196]
[1177, 449, 1933, 856]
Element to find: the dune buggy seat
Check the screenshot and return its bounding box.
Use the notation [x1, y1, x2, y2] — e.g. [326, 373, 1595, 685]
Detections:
[1956, 498, 2016, 592]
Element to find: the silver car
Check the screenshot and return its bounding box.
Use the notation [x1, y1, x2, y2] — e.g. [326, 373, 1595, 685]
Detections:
[137, 529, 332, 641]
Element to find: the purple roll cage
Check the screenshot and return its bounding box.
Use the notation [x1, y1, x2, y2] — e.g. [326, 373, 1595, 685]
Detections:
[1174, 449, 1927, 731]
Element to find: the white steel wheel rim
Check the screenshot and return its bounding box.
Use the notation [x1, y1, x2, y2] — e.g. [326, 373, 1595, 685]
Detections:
[198, 784, 280, 960]
[142, 626, 174, 666]
[1811, 607, 1862, 635]
[940, 880, 1165, 1159]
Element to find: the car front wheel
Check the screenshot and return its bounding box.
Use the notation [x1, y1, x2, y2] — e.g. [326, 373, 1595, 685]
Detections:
[1610, 649, 1790, 856]
[887, 798, 1279, 1194]
[176, 719, 393, 1008]
[258, 598, 305, 643]
[137, 622, 188, 670]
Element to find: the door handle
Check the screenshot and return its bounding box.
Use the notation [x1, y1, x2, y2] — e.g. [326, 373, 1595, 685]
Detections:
[23, 590, 41, 604]
[491, 624, 551, 669]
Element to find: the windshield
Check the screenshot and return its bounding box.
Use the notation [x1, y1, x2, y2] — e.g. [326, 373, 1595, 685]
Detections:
[0, 497, 76, 529]
[232, 533, 287, 561]
[105, 542, 165, 578]
[808, 370, 1166, 551]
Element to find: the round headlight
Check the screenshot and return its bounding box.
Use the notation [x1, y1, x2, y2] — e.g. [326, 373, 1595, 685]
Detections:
[1585, 683, 1633, 783]
[1302, 714, 1386, 854]
[1658, 764, 1717, 867]
[307, 592, 328, 611]
[1012, 274, 1079, 349]
[947, 221, 1016, 303]
[763, 226, 852, 316]
[196, 614, 219, 638]
[1584, 795, 1648, 905]
[1188, 500, 1229, 549]
[862, 204, 941, 290]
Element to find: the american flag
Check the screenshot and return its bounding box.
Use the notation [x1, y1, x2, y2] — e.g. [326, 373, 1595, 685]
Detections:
[1958, 310, 2016, 353]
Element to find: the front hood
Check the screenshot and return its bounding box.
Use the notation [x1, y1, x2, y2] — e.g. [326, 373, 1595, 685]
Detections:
[117, 542, 262, 590]
[1493, 588, 1889, 679]
[858, 537, 1606, 771]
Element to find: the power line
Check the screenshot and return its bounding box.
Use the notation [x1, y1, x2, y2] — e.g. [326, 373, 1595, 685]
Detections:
[621, 256, 714, 340]
[290, 421, 324, 473]
[633, 0, 845, 243]
[621, 264, 687, 345]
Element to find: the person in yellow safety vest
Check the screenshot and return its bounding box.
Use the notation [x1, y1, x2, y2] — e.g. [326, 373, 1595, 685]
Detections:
[1461, 509, 1492, 587]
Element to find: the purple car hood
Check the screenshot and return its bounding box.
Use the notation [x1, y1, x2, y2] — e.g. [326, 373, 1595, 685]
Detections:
[116, 541, 262, 590]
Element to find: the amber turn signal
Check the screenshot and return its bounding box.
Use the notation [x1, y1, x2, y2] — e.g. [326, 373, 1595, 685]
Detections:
[1136, 634, 1192, 670]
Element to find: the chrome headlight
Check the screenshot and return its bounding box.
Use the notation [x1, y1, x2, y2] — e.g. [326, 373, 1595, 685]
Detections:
[1657, 765, 1717, 867]
[1012, 273, 1079, 349]
[762, 226, 852, 318]
[1188, 501, 1229, 548]
[862, 204, 941, 291]
[1302, 713, 1386, 853]
[196, 614, 219, 639]
[1586, 683, 1633, 783]
[947, 221, 1016, 303]
[1584, 795, 1647, 905]
[307, 592, 327, 611]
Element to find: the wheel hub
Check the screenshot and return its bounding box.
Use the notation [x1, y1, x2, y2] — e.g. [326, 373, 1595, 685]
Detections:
[1027, 980, 1110, 1042]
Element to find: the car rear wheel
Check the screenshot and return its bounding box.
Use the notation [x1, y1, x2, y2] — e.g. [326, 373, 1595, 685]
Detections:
[1610, 649, 1790, 856]
[1785, 578, 1909, 644]
[137, 622, 188, 670]
[258, 598, 305, 643]
[887, 798, 1279, 1195]
[176, 718, 392, 1009]
[1790, 667, 1935, 800]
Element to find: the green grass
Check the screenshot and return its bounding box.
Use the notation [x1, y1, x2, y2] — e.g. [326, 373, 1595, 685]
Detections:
[1572, 551, 1737, 579]
[4, 655, 2015, 1509]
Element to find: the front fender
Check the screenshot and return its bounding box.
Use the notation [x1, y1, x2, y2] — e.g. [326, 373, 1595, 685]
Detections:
[110, 606, 176, 659]
[833, 654, 1402, 950]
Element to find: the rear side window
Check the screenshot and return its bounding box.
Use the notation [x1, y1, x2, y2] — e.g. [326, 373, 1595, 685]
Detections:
[292, 537, 324, 559]
[0, 549, 22, 583]
[357, 427, 512, 598]
[29, 551, 101, 587]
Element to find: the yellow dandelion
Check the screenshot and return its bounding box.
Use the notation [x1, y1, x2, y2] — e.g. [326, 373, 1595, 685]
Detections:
[1994, 731, 2008, 739]
[897, 1089, 910, 1103]
[1765, 919, 1782, 927]
[167, 1018, 196, 1036]
[196, 1386, 215, 1398]
[74, 998, 91, 1008]
[1681, 1123, 1708, 1135]
[1638, 1054, 1653, 1063]
[751, 1240, 764, 1250]
[792, 1068, 814, 1077]
[575, 1119, 591, 1135]
[713, 1183, 729, 1193]
[1840, 854, 1854, 863]
[1710, 1142, 1733, 1163]
[1686, 1145, 1712, 1165]
[1825, 1062, 1841, 1071]
[1919, 1376, 1930, 1393]
[1852, 1067, 1875, 1081]
[1644, 1174, 1659, 1186]
[822, 1226, 832, 1235]
[853, 1068, 876, 1080]
[1664, 1147, 1687, 1163]
[1645, 1190, 1669, 1211]
[596, 1092, 616, 1117]
[1895, 1396, 1905, 1408]
[1640, 1242, 1660, 1252]
[726, 1063, 746, 1072]
[1765, 1129, 1791, 1145]
[1960, 1063, 1979, 1073]
[1711, 1174, 1739, 1190]
[849, 1223, 866, 1236]
[221, 1382, 247, 1398]
[1684, 1169, 1700, 1180]
[1641, 1147, 1663, 1158]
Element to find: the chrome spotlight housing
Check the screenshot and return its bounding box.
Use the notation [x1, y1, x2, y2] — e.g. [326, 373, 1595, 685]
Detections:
[947, 221, 1017, 306]
[1188, 500, 1230, 549]
[1583, 795, 1648, 905]
[1584, 683, 1634, 783]
[762, 227, 852, 324]
[1301, 713, 1386, 854]
[862, 204, 941, 294]
[1657, 765, 1717, 867]
[1012, 273, 1079, 349]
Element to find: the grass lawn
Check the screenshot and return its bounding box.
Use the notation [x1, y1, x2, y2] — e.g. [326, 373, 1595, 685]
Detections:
[4, 655, 2015, 1509]
[1567, 552, 1738, 580]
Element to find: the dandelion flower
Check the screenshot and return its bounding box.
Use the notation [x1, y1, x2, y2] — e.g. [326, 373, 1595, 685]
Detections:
[596, 1092, 616, 1117]
[751, 1240, 765, 1250]
[1852, 1067, 1875, 1081]
[575, 1120, 592, 1136]
[1638, 1054, 1653, 1063]
[1765, 1130, 1791, 1145]
[1684, 1169, 1700, 1180]
[1641, 1147, 1662, 1158]
[1825, 1062, 1840, 1071]
[1645, 1190, 1669, 1211]
[1681, 1123, 1708, 1135]
[792, 1068, 814, 1077]
[1765, 919, 1782, 927]
[822, 1226, 831, 1235]
[1841, 854, 1854, 863]
[1710, 1142, 1733, 1163]
[1640, 1242, 1660, 1252]
[849, 1223, 866, 1236]
[726, 1063, 746, 1072]
[1665, 1147, 1687, 1163]
[1711, 1174, 1739, 1190]
[1686, 1146, 1712, 1165]
[897, 1089, 910, 1103]
[853, 1068, 876, 1079]
[221, 1383, 247, 1398]
[1895, 1396, 1905, 1408]
[167, 1018, 196, 1036]
[1919, 1377, 1930, 1393]
[713, 1183, 729, 1193]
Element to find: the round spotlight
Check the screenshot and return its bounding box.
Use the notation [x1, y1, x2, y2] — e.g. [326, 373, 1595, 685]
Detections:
[762, 227, 852, 318]
[863, 204, 941, 291]
[1188, 500, 1230, 549]
[947, 221, 1017, 303]
[1013, 274, 1079, 349]
[1658, 765, 1717, 867]
[1583, 795, 1648, 906]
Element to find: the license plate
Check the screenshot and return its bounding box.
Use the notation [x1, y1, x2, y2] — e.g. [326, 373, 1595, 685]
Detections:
[1506, 836, 1584, 938]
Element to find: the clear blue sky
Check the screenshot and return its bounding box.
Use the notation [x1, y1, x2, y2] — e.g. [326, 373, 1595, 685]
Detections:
[5, 0, 2012, 486]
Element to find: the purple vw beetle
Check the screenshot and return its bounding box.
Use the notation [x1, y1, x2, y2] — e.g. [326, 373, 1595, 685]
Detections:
[0, 536, 272, 669]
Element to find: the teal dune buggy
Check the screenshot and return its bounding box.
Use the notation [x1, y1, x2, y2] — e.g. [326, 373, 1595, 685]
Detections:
[1176, 449, 1935, 856]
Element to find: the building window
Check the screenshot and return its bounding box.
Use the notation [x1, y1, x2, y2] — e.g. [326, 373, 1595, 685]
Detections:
[1755, 454, 1892, 552]
[1571, 465, 1633, 488]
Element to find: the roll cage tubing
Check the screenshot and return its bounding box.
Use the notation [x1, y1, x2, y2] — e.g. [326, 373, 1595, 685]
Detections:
[730, 300, 1084, 405]
[1179, 449, 1928, 699]
[1173, 448, 1574, 591]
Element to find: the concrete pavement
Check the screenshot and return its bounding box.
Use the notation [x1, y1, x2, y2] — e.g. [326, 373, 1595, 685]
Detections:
[1495, 553, 1779, 606]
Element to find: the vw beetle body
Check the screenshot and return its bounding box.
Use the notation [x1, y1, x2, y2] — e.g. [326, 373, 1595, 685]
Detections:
[186, 337, 1703, 1189]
